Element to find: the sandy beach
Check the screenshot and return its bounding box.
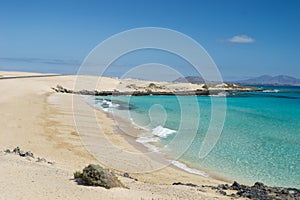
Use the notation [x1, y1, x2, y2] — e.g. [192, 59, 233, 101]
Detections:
[0, 71, 238, 199]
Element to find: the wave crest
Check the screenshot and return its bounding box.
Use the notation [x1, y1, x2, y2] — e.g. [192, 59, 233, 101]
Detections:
[152, 125, 176, 138]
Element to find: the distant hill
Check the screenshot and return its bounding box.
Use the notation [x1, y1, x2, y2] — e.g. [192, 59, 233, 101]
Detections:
[235, 75, 300, 86]
[173, 76, 206, 84]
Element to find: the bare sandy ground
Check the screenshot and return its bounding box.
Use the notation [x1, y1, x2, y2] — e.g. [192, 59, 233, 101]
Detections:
[0, 71, 233, 199]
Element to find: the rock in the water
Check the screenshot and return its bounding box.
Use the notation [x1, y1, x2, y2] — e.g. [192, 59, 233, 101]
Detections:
[74, 164, 125, 189]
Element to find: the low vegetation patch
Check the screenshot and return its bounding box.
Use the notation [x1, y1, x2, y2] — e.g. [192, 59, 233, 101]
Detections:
[74, 164, 125, 189]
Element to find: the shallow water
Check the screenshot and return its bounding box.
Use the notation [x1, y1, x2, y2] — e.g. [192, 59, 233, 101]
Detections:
[92, 86, 300, 188]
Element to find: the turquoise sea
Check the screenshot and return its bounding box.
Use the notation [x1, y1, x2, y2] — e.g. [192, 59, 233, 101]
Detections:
[92, 86, 300, 188]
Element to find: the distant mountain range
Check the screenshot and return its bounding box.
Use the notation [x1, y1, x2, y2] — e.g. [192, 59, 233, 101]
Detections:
[234, 75, 300, 86]
[173, 75, 300, 86]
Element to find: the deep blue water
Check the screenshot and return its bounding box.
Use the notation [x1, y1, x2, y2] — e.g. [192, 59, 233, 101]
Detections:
[93, 86, 300, 188]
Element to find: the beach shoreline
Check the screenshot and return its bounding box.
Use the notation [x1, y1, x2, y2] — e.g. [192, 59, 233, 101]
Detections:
[0, 71, 231, 199]
[1, 71, 299, 199]
[87, 96, 232, 184]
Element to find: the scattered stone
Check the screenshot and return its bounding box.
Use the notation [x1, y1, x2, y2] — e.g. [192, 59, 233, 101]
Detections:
[172, 182, 198, 187]
[4, 147, 54, 165]
[219, 190, 227, 195]
[123, 172, 130, 178]
[25, 151, 34, 158]
[19, 152, 26, 157]
[218, 184, 230, 190]
[9, 147, 34, 158]
[4, 149, 11, 153]
[231, 181, 242, 190]
[204, 181, 300, 200]
[74, 164, 125, 189]
[36, 157, 47, 162]
[253, 182, 264, 189]
[47, 161, 54, 165]
[13, 146, 21, 154]
[121, 172, 138, 181]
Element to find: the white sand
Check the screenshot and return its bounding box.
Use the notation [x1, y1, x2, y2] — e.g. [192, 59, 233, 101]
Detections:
[0, 71, 233, 199]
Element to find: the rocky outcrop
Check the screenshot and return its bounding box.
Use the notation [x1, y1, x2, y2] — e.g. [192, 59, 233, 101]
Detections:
[172, 181, 300, 200]
[5, 146, 34, 158]
[52, 85, 261, 96]
[205, 181, 300, 200]
[74, 164, 125, 189]
[4, 147, 54, 164]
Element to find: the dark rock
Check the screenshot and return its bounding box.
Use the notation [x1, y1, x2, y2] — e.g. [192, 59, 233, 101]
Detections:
[74, 164, 125, 189]
[210, 186, 219, 190]
[231, 181, 241, 190]
[253, 182, 265, 189]
[13, 147, 21, 155]
[172, 182, 198, 187]
[123, 173, 130, 178]
[4, 147, 55, 165]
[36, 157, 47, 162]
[173, 182, 183, 186]
[25, 151, 34, 158]
[4, 149, 11, 153]
[226, 181, 300, 200]
[218, 184, 230, 190]
[19, 152, 26, 157]
[185, 183, 198, 187]
[229, 193, 236, 197]
[121, 172, 138, 181]
[219, 190, 227, 196]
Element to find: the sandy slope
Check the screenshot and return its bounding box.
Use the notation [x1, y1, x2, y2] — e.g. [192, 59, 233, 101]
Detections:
[0, 71, 231, 199]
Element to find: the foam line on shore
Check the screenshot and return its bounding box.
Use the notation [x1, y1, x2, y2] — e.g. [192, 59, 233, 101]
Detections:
[171, 160, 209, 177]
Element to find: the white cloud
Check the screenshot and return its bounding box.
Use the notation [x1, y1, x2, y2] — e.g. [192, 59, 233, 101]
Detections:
[228, 35, 255, 44]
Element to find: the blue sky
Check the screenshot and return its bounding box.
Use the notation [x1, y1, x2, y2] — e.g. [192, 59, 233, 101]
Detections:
[0, 0, 299, 80]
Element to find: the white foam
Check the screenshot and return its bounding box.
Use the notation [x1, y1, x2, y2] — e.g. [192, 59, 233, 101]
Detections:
[263, 89, 280, 93]
[136, 136, 160, 143]
[143, 143, 160, 153]
[152, 125, 176, 138]
[171, 160, 209, 177]
[92, 98, 120, 112]
[136, 133, 161, 153]
[129, 117, 150, 131]
[209, 91, 228, 97]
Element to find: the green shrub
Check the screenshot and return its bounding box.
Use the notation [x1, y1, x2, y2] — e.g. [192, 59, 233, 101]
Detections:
[148, 83, 157, 88]
[74, 171, 82, 179]
[202, 84, 208, 89]
[74, 164, 125, 189]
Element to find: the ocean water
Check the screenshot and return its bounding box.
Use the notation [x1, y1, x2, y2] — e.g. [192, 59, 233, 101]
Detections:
[91, 86, 300, 188]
